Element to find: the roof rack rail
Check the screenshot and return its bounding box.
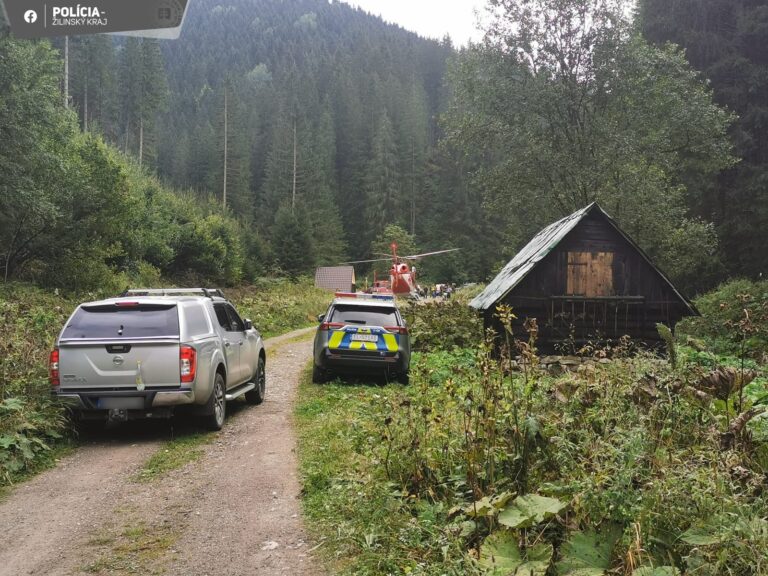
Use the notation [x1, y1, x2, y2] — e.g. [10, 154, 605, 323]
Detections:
[120, 288, 226, 299]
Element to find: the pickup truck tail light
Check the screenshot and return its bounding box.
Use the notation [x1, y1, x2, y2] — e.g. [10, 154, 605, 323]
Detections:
[180, 345, 197, 383]
[49, 348, 60, 387]
[319, 322, 345, 331]
[385, 326, 408, 335]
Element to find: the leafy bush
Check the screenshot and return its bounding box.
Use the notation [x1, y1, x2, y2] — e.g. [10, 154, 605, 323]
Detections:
[0, 284, 76, 483]
[402, 300, 483, 352]
[227, 278, 331, 338]
[679, 279, 768, 359]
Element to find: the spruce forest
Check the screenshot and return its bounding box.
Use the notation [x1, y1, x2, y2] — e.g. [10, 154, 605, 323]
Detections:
[4, 0, 767, 293]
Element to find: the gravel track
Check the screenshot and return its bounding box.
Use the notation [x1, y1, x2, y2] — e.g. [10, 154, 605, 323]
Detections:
[0, 327, 320, 576]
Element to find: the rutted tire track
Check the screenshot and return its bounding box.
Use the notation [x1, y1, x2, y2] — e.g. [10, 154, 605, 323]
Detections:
[0, 328, 321, 576]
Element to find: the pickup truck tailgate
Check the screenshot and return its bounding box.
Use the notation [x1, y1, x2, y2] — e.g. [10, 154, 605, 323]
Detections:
[59, 341, 181, 389]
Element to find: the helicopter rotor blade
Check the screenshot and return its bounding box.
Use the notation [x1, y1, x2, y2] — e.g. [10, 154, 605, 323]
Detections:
[401, 248, 461, 260]
[338, 257, 394, 264]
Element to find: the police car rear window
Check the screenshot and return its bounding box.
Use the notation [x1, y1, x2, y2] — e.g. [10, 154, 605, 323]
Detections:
[329, 305, 398, 326]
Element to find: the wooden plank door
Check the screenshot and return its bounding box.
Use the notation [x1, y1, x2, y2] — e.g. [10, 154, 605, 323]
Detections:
[567, 252, 614, 297]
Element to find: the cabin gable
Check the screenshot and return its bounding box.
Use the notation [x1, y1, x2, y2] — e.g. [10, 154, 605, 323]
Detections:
[475, 205, 696, 350]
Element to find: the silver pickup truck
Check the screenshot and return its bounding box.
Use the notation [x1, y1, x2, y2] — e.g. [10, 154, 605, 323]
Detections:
[50, 289, 266, 430]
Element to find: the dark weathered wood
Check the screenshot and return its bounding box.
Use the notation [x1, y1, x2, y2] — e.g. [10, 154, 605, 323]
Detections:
[484, 209, 695, 351]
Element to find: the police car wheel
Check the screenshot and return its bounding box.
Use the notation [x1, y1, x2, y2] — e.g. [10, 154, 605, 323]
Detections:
[312, 364, 327, 384]
[397, 372, 410, 385]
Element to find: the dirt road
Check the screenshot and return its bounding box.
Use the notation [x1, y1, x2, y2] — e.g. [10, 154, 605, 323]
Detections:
[0, 328, 321, 576]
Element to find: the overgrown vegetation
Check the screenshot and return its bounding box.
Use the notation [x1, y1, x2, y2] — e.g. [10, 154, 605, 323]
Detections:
[680, 278, 768, 360]
[297, 301, 768, 575]
[0, 280, 331, 487]
[227, 279, 330, 338]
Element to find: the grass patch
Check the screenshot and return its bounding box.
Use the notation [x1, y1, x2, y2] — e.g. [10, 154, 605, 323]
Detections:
[83, 519, 178, 575]
[133, 432, 214, 483]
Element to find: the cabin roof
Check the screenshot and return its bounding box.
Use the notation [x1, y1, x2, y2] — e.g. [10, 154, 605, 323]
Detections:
[470, 203, 697, 315]
[315, 266, 356, 291]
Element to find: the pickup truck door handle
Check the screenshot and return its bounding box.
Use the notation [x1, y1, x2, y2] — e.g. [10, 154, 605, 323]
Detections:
[224, 341, 231, 348]
[238, 341, 244, 346]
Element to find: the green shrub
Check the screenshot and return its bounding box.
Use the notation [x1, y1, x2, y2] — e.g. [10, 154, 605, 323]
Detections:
[402, 300, 483, 352]
[0, 284, 76, 484]
[679, 278, 768, 358]
[227, 278, 331, 338]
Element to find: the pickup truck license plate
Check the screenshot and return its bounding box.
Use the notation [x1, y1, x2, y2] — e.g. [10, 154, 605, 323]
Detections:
[351, 334, 378, 342]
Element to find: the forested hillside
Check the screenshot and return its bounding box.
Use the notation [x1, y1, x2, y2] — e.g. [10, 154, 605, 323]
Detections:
[48, 0, 498, 282]
[639, 0, 768, 280]
[4, 0, 768, 291]
[158, 0, 451, 260]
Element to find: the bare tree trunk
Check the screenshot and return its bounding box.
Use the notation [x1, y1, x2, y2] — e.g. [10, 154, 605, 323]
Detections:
[292, 121, 297, 214]
[223, 86, 228, 209]
[64, 36, 69, 108]
[83, 75, 88, 131]
[410, 139, 416, 235]
[138, 118, 144, 167]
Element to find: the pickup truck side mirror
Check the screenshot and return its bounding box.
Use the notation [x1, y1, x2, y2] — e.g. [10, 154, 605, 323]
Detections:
[317, 314, 325, 323]
[243, 319, 253, 331]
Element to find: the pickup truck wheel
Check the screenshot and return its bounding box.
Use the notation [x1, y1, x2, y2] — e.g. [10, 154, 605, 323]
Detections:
[204, 373, 227, 431]
[312, 364, 326, 384]
[245, 357, 266, 405]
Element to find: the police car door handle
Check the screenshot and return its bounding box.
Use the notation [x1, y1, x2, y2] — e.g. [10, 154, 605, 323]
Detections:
[224, 340, 231, 348]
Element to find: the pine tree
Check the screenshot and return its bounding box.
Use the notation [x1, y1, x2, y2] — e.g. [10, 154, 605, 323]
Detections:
[364, 109, 401, 243]
[272, 203, 315, 277]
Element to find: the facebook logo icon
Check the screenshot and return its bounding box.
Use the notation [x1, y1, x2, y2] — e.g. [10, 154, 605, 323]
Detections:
[24, 10, 38, 23]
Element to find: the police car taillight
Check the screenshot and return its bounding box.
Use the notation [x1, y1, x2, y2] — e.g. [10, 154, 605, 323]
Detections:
[320, 322, 345, 331]
[385, 326, 408, 335]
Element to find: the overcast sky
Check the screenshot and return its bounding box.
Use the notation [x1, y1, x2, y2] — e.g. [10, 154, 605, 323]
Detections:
[340, 0, 488, 46]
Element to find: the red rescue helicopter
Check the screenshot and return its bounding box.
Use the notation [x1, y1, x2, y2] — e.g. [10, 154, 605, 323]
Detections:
[342, 243, 459, 296]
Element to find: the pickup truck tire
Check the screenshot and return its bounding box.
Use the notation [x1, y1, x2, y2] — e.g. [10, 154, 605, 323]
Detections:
[245, 357, 266, 405]
[204, 372, 227, 431]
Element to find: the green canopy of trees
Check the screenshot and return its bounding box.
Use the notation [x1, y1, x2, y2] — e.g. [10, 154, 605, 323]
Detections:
[639, 0, 768, 280]
[443, 0, 734, 294]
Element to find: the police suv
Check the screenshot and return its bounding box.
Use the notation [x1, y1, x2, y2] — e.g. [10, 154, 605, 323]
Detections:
[312, 292, 410, 384]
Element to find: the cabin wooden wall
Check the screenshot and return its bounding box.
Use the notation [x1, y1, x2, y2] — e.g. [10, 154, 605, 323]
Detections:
[486, 213, 692, 350]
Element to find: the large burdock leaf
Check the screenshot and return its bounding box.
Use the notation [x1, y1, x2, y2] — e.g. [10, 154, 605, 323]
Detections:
[498, 494, 567, 529]
[464, 491, 515, 518]
[480, 531, 523, 573]
[479, 531, 553, 575]
[555, 525, 621, 576]
[680, 525, 729, 546]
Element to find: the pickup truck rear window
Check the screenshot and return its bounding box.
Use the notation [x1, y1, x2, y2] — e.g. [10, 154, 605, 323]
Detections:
[62, 304, 180, 339]
[329, 305, 399, 326]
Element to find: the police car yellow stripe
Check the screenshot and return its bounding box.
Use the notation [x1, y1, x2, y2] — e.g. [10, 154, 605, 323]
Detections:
[382, 334, 399, 352]
[328, 331, 345, 350]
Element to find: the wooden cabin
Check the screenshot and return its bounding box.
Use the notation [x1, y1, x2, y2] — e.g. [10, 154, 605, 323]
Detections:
[470, 203, 698, 350]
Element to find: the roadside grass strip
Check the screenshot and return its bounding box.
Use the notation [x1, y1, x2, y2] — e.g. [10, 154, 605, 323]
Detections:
[295, 363, 475, 576]
[133, 432, 215, 484]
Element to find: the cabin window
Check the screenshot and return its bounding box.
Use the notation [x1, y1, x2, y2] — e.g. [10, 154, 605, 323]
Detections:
[566, 252, 614, 297]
